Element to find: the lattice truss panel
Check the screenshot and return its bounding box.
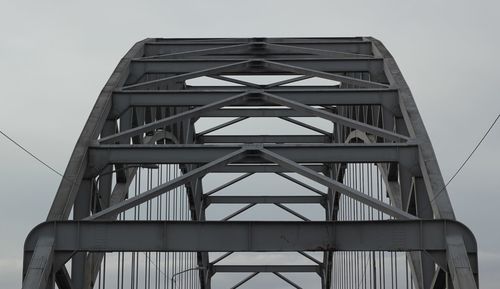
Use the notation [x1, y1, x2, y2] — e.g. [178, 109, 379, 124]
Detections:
[23, 37, 478, 289]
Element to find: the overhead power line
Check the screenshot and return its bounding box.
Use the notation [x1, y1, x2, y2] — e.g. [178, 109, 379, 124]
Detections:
[0, 128, 169, 279]
[432, 113, 500, 202]
[0, 129, 64, 177]
[2, 112, 499, 207]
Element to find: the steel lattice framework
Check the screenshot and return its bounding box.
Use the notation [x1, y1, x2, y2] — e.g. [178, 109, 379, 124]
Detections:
[23, 37, 478, 289]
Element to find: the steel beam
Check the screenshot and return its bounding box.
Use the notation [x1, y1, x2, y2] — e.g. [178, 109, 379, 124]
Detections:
[143, 41, 373, 57]
[22, 237, 55, 289]
[100, 92, 250, 143]
[262, 59, 388, 88]
[262, 91, 408, 141]
[265, 42, 373, 59]
[229, 272, 259, 289]
[276, 172, 326, 196]
[209, 164, 325, 173]
[446, 235, 478, 288]
[205, 195, 325, 205]
[210, 75, 261, 87]
[204, 173, 253, 196]
[125, 60, 251, 89]
[274, 203, 311, 221]
[88, 143, 419, 171]
[111, 88, 398, 119]
[25, 220, 477, 253]
[221, 203, 256, 221]
[279, 117, 332, 136]
[201, 108, 328, 118]
[212, 265, 320, 273]
[273, 272, 304, 289]
[197, 135, 331, 144]
[141, 41, 372, 61]
[112, 86, 395, 112]
[265, 75, 312, 88]
[197, 117, 248, 135]
[370, 37, 477, 288]
[129, 58, 385, 78]
[46, 39, 149, 222]
[259, 148, 416, 219]
[141, 43, 252, 60]
[87, 148, 247, 220]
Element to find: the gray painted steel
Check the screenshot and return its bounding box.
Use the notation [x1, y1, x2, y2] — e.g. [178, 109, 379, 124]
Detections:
[25, 220, 476, 253]
[22, 37, 478, 289]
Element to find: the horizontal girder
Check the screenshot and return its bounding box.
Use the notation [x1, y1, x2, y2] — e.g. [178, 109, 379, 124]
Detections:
[88, 143, 418, 172]
[197, 135, 332, 143]
[25, 220, 476, 254]
[204, 195, 326, 206]
[144, 41, 373, 56]
[111, 88, 398, 117]
[129, 58, 387, 83]
[211, 265, 320, 273]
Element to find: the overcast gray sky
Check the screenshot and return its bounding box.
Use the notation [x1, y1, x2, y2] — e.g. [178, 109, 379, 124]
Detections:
[1, 0, 499, 288]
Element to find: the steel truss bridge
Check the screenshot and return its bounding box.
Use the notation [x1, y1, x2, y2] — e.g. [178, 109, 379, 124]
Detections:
[22, 37, 478, 289]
